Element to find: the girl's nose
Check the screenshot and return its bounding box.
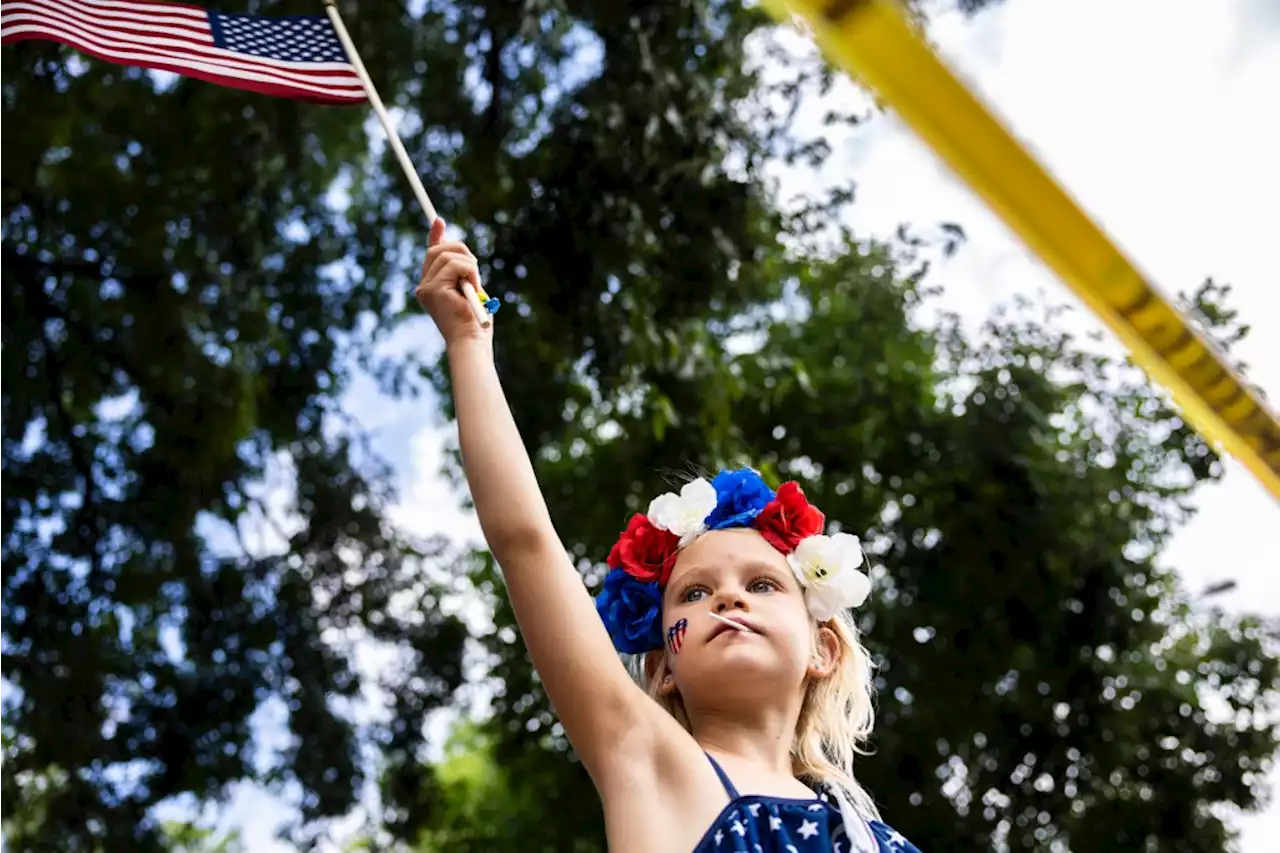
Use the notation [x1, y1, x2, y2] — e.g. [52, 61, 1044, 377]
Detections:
[714, 593, 747, 612]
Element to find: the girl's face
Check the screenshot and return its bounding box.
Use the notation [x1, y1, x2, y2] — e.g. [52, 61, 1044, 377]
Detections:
[660, 528, 822, 703]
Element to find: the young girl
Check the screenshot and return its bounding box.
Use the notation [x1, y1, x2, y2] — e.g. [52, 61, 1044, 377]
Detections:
[417, 219, 921, 852]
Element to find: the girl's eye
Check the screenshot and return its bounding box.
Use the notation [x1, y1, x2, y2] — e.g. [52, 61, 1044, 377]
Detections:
[684, 587, 707, 603]
[749, 578, 777, 594]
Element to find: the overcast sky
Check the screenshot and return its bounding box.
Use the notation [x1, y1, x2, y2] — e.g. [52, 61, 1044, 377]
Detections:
[206, 0, 1278, 848]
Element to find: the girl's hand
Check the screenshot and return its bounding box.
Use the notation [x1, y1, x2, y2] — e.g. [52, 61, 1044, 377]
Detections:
[416, 218, 487, 347]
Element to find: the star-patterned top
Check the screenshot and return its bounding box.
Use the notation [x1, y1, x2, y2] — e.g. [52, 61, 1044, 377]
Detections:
[691, 755, 922, 853]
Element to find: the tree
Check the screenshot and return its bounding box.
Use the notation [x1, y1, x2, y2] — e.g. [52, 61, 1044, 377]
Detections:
[159, 822, 244, 853]
[2, 3, 469, 849]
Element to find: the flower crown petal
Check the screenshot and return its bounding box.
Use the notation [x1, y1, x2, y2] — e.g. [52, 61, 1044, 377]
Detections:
[754, 481, 826, 554]
[647, 477, 718, 541]
[609, 513, 679, 584]
[595, 569, 664, 654]
[787, 533, 870, 620]
[705, 469, 776, 530]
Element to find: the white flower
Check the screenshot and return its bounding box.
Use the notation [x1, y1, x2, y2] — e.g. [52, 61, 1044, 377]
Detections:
[787, 533, 870, 621]
[647, 478, 718, 545]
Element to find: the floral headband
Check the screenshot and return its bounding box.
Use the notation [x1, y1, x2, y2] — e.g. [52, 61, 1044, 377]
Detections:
[594, 469, 871, 653]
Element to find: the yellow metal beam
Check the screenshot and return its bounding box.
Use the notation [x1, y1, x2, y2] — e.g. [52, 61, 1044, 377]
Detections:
[765, 0, 1280, 501]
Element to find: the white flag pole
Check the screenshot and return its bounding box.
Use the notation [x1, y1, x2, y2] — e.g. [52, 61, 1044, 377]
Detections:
[322, 0, 492, 329]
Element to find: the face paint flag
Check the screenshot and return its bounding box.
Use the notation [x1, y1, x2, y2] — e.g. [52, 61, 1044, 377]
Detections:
[1, 0, 366, 105]
[666, 618, 687, 655]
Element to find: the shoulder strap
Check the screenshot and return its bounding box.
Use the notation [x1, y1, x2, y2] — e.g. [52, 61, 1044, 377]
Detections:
[703, 752, 741, 800]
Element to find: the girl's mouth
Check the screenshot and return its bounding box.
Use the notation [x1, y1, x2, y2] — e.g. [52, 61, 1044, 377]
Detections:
[708, 612, 756, 638]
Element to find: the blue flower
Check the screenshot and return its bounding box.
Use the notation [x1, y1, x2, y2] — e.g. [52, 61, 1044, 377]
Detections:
[704, 469, 776, 530]
[595, 568, 663, 654]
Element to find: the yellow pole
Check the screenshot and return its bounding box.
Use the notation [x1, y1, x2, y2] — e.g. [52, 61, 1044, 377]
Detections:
[766, 0, 1280, 501]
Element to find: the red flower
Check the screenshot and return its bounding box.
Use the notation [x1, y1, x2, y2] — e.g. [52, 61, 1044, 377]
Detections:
[755, 482, 825, 554]
[608, 514, 680, 585]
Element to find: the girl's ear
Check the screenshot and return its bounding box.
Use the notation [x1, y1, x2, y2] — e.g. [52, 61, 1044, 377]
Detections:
[807, 624, 842, 680]
[644, 649, 679, 696]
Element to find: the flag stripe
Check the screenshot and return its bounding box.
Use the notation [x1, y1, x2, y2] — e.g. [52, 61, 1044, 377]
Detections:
[1, 0, 366, 105]
[10, 0, 209, 35]
[11, 0, 212, 42]
[10, 2, 212, 47]
[3, 10, 359, 77]
[34, 0, 209, 24]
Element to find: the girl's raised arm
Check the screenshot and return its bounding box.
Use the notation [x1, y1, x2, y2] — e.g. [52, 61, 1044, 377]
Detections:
[415, 220, 657, 779]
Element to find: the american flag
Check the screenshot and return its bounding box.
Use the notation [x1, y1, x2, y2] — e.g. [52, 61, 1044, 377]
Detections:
[1, 0, 367, 105]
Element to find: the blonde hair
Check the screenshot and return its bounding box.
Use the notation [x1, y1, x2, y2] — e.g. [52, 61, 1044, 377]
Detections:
[630, 609, 881, 819]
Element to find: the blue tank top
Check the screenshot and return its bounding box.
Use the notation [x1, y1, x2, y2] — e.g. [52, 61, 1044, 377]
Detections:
[691, 754, 922, 853]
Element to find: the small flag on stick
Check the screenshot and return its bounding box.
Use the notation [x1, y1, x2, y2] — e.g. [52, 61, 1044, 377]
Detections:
[1, 0, 366, 105]
[2, 0, 496, 326]
[318, 0, 494, 327]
